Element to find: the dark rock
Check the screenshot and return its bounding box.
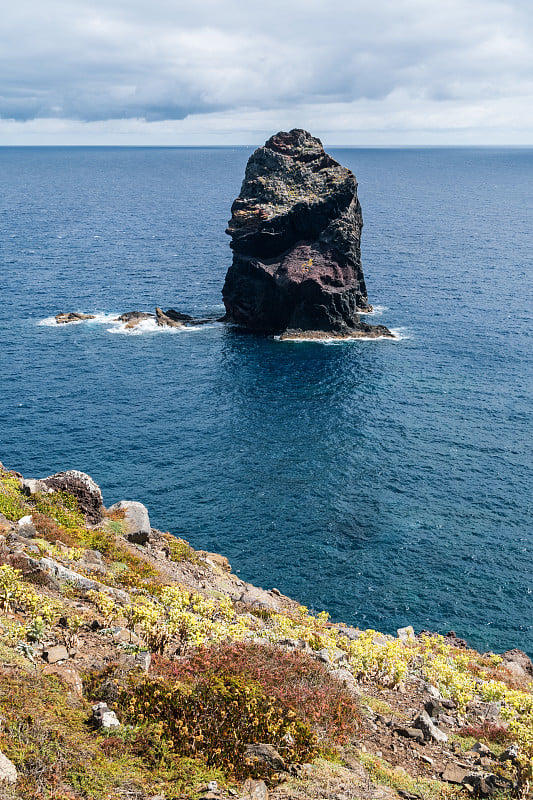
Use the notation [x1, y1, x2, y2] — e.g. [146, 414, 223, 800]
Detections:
[244, 744, 285, 772]
[440, 698, 457, 710]
[117, 311, 154, 329]
[160, 308, 194, 322]
[41, 470, 104, 524]
[3, 552, 60, 590]
[55, 312, 96, 324]
[462, 772, 514, 797]
[444, 630, 469, 649]
[222, 129, 392, 338]
[117, 311, 154, 323]
[155, 307, 184, 328]
[424, 698, 443, 718]
[499, 744, 519, 764]
[467, 701, 502, 723]
[395, 726, 424, 743]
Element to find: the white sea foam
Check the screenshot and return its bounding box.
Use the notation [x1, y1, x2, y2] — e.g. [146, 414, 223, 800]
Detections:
[364, 304, 388, 316]
[38, 312, 120, 327]
[107, 319, 222, 335]
[38, 312, 222, 334]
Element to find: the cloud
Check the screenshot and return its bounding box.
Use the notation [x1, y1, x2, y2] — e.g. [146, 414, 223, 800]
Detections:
[0, 0, 532, 141]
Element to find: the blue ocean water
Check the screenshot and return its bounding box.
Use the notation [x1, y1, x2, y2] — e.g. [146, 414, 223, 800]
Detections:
[1, 146, 532, 655]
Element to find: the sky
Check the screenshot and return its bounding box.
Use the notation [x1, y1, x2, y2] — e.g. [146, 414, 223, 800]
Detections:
[1, 0, 532, 145]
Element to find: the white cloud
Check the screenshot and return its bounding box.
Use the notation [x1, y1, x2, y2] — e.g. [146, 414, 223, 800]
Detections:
[0, 0, 532, 142]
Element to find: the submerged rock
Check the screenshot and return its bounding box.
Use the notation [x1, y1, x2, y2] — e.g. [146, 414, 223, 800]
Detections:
[222, 129, 392, 338]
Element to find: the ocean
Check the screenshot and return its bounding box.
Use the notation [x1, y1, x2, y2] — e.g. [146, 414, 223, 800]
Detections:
[1, 145, 532, 655]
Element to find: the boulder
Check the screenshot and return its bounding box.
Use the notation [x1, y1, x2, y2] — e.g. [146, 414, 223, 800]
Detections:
[222, 129, 393, 338]
[241, 779, 268, 800]
[244, 744, 285, 772]
[395, 726, 424, 743]
[328, 667, 362, 696]
[43, 644, 69, 664]
[442, 763, 470, 784]
[0, 751, 17, 784]
[315, 647, 348, 667]
[108, 501, 151, 544]
[20, 478, 51, 496]
[413, 710, 448, 743]
[239, 585, 283, 611]
[76, 549, 106, 575]
[41, 470, 104, 524]
[38, 555, 129, 602]
[159, 308, 194, 323]
[92, 702, 120, 729]
[17, 515, 38, 538]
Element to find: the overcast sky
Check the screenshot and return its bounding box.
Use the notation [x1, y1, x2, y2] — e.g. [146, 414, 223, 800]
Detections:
[1, 0, 532, 145]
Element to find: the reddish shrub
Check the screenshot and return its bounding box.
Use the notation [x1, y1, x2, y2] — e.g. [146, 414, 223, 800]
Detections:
[32, 513, 78, 546]
[152, 642, 361, 744]
[460, 721, 510, 745]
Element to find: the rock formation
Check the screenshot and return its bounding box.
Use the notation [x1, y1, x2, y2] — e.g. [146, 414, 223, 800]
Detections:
[222, 129, 392, 338]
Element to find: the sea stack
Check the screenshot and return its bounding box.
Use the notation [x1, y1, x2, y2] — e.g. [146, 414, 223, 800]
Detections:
[222, 129, 393, 338]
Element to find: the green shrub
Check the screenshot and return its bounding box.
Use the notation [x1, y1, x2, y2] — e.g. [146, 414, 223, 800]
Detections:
[163, 533, 199, 563]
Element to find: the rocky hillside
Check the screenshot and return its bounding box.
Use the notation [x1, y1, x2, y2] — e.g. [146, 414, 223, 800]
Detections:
[0, 461, 532, 800]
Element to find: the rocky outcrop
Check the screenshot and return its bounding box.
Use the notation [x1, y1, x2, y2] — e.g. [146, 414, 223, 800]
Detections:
[41, 470, 104, 524]
[222, 129, 392, 338]
[55, 312, 96, 324]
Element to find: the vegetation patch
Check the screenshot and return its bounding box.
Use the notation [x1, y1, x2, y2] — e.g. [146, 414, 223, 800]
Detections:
[153, 641, 361, 745]
[86, 667, 317, 778]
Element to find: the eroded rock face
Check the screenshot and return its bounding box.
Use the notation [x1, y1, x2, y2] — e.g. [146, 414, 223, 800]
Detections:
[41, 470, 104, 524]
[223, 129, 392, 338]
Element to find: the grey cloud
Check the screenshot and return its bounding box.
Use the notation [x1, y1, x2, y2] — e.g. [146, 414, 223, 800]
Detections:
[1, 0, 532, 122]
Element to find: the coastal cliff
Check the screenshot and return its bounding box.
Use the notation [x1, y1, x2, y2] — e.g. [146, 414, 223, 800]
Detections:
[222, 129, 393, 339]
[0, 461, 532, 800]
